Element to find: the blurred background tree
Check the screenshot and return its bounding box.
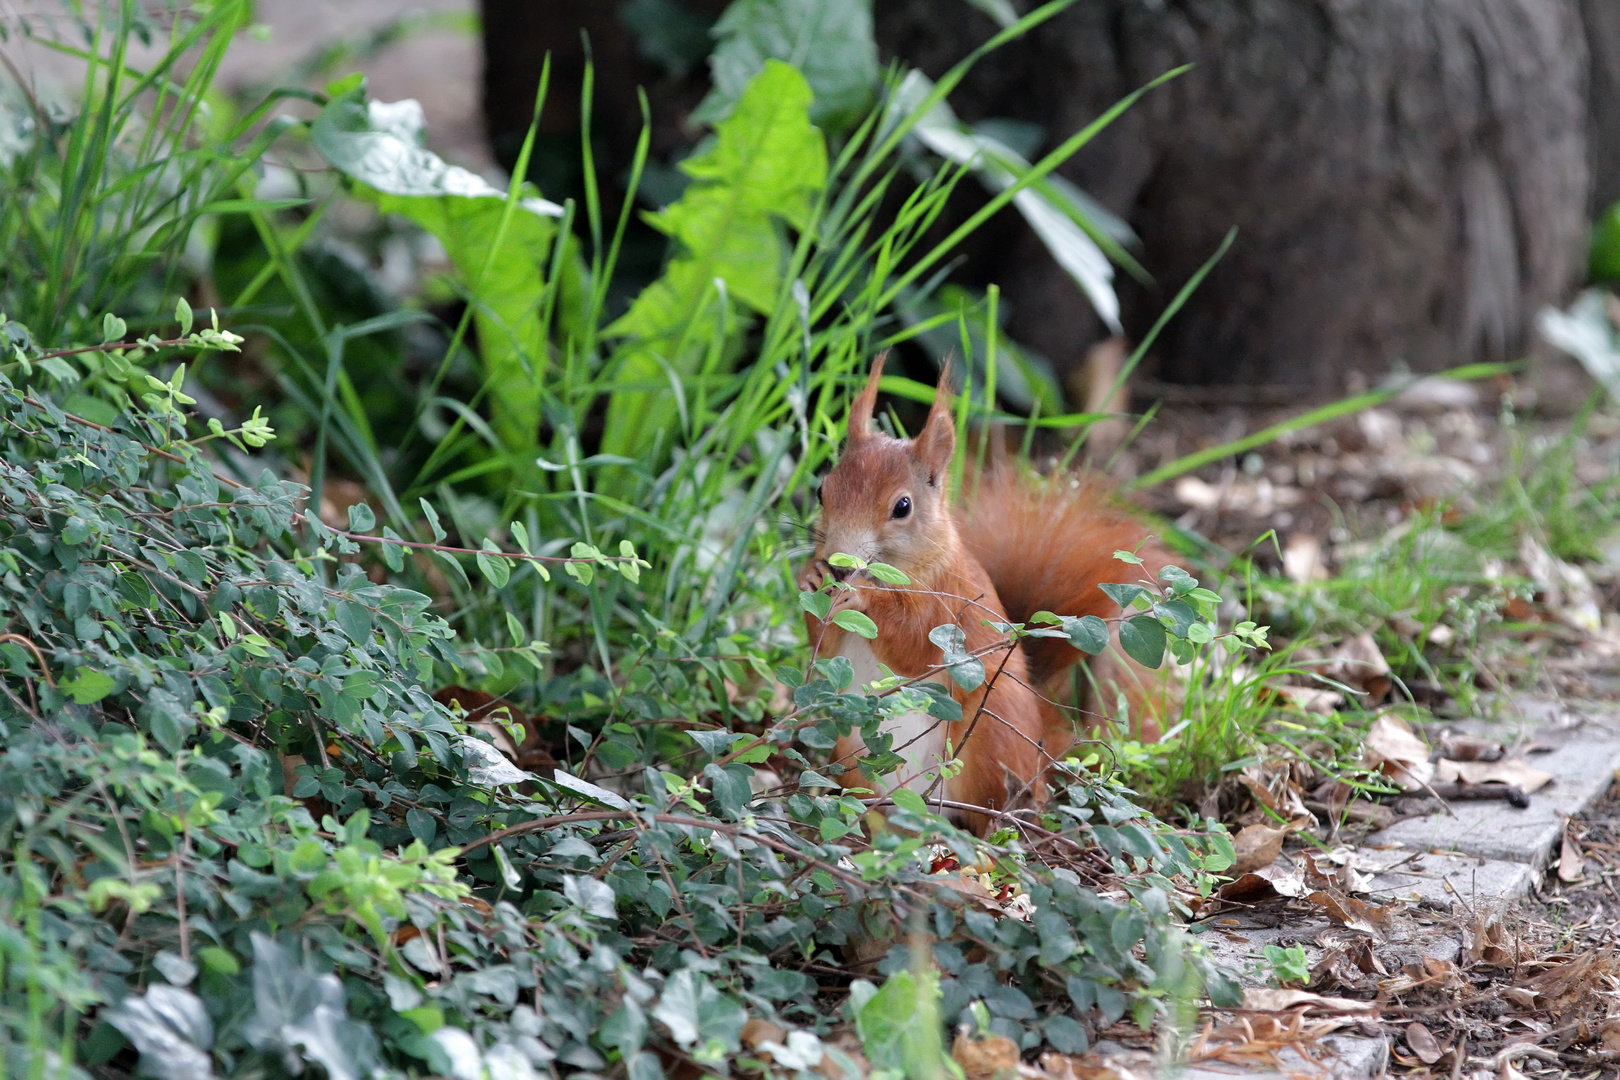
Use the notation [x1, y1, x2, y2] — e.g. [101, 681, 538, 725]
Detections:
[480, 0, 1620, 395]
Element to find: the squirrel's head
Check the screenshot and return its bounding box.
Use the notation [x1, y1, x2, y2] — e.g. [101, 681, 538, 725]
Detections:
[816, 354, 958, 579]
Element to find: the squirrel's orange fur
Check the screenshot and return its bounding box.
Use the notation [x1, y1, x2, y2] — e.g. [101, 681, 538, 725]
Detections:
[800, 357, 1173, 835]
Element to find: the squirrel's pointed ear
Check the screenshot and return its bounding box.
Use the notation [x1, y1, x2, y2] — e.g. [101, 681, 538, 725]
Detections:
[914, 364, 957, 485]
[846, 352, 887, 442]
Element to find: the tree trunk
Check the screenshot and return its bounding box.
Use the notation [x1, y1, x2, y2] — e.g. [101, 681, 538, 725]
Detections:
[876, 0, 1592, 390]
[478, 0, 724, 202]
[1583, 0, 1620, 213]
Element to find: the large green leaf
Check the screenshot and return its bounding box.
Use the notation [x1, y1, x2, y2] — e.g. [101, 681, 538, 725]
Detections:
[603, 60, 827, 456]
[695, 0, 880, 133]
[854, 970, 958, 1080]
[310, 87, 563, 462]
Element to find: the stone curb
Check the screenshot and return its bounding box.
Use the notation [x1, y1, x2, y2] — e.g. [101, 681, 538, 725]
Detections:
[1366, 736, 1620, 868]
[1169, 713, 1620, 1078]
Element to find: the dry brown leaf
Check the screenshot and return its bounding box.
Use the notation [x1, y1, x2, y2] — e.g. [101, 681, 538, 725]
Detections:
[1380, 956, 1464, 997]
[1272, 683, 1344, 715]
[1525, 950, 1617, 1015]
[952, 1032, 1020, 1080]
[1559, 828, 1587, 883]
[1433, 757, 1554, 794]
[1325, 633, 1393, 700]
[1230, 824, 1289, 874]
[815, 1030, 870, 1080]
[1437, 732, 1504, 762]
[1283, 534, 1328, 584]
[1599, 1018, 1620, 1053]
[1405, 1021, 1444, 1065]
[1213, 858, 1310, 905]
[1463, 914, 1518, 968]
[932, 875, 1003, 908]
[1034, 1052, 1124, 1080]
[1240, 988, 1378, 1014]
[1362, 713, 1434, 791]
[1521, 535, 1603, 632]
[1237, 766, 1317, 828]
[1307, 942, 1385, 995]
[1301, 850, 1378, 894]
[1305, 889, 1393, 937]
[742, 1018, 788, 1050]
[1349, 800, 1395, 828]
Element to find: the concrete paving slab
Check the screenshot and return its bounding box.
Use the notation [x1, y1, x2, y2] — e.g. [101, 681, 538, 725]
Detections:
[1356, 847, 1537, 906]
[1367, 736, 1620, 867]
[1275, 1034, 1389, 1079]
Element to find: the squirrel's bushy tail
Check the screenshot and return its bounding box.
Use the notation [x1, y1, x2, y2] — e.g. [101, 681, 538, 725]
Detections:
[956, 464, 1177, 737]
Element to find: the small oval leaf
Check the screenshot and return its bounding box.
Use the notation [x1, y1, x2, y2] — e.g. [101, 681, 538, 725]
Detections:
[831, 610, 879, 639]
[476, 540, 511, 589]
[1119, 615, 1166, 669]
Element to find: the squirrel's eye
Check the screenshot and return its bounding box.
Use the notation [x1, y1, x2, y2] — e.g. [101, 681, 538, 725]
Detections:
[891, 496, 912, 520]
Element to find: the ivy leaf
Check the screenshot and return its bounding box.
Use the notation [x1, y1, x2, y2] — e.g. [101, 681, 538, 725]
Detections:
[346, 503, 375, 532]
[335, 601, 374, 643]
[176, 296, 194, 335]
[101, 312, 127, 343]
[855, 969, 952, 1078]
[688, 729, 747, 757]
[103, 985, 213, 1079]
[549, 769, 632, 811]
[601, 998, 649, 1054]
[476, 541, 511, 589]
[60, 669, 115, 704]
[241, 933, 373, 1080]
[652, 970, 747, 1053]
[1119, 615, 1166, 669]
[562, 874, 617, 919]
[831, 610, 878, 639]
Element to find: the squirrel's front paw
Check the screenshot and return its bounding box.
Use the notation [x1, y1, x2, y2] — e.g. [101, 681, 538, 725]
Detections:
[798, 558, 833, 594]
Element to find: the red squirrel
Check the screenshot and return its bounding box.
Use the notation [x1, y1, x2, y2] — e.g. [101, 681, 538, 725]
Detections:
[799, 357, 1175, 835]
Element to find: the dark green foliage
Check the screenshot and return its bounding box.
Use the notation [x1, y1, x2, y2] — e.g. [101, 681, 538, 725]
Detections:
[0, 373, 1239, 1076]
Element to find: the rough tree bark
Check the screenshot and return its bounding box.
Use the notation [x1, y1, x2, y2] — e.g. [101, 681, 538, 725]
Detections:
[1583, 0, 1620, 213]
[876, 0, 1592, 390]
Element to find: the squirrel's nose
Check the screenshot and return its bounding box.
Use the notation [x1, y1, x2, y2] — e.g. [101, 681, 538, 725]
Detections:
[828, 564, 852, 583]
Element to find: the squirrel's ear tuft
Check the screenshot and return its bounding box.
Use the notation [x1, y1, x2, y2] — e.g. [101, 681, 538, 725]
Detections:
[914, 363, 956, 484]
[846, 352, 887, 442]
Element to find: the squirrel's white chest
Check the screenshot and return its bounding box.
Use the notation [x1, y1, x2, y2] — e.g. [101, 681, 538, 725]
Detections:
[837, 637, 949, 798]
